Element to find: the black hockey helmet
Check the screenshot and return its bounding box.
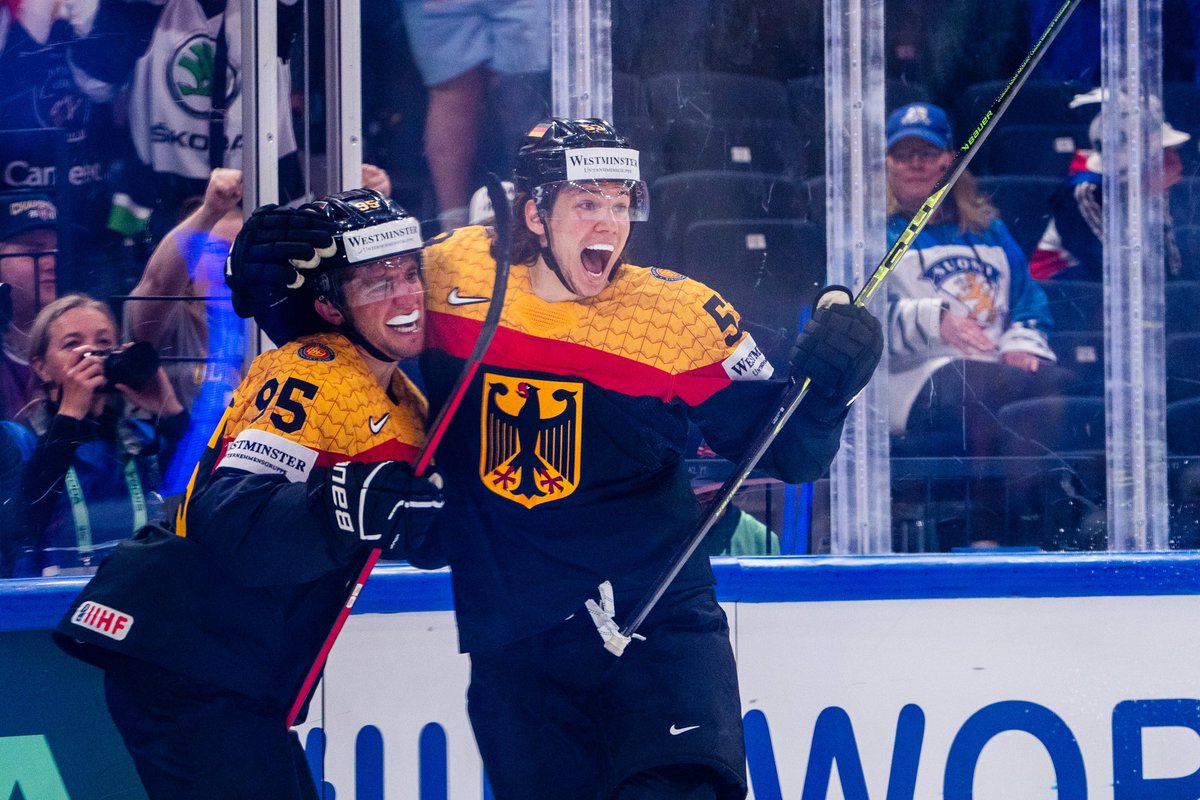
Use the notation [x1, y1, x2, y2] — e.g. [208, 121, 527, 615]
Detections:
[254, 188, 425, 358]
[513, 118, 649, 220]
[300, 188, 424, 307]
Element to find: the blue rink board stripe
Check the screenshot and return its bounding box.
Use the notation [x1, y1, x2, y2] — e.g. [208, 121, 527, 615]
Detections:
[4, 553, 1200, 632]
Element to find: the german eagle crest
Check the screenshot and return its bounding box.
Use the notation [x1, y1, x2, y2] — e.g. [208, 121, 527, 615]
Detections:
[480, 373, 581, 508]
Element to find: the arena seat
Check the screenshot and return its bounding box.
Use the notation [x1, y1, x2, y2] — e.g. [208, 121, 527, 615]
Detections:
[663, 117, 807, 177]
[1038, 279, 1103, 332]
[955, 79, 1093, 143]
[644, 71, 790, 125]
[650, 171, 808, 270]
[1166, 280, 1200, 334]
[681, 219, 825, 364]
[997, 395, 1107, 551]
[976, 174, 1060, 259]
[1049, 331, 1105, 397]
[985, 124, 1089, 177]
[1167, 332, 1200, 402]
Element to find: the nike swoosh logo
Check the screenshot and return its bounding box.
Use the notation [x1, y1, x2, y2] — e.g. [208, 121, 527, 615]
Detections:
[369, 414, 390, 435]
[669, 724, 700, 736]
[448, 288, 489, 306]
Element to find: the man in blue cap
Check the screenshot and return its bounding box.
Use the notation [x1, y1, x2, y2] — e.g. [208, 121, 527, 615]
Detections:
[0, 191, 58, 419]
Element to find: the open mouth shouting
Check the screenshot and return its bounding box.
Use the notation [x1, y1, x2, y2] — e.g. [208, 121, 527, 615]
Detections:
[581, 243, 615, 277]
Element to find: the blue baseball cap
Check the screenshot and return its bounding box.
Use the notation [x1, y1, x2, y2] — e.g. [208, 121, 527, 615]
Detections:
[0, 192, 57, 242]
[886, 103, 954, 151]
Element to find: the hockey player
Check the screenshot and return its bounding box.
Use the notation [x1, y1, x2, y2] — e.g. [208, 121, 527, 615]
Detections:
[417, 119, 882, 799]
[227, 118, 883, 799]
[55, 188, 445, 800]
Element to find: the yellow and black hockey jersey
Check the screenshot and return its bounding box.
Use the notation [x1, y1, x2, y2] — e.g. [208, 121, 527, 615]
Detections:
[421, 226, 845, 653]
[57, 332, 427, 710]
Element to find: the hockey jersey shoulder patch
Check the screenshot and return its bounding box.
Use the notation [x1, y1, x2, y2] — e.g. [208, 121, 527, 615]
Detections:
[70, 600, 134, 641]
[722, 335, 774, 380]
[217, 427, 319, 482]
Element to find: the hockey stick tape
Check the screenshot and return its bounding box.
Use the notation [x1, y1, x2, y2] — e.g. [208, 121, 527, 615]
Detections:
[815, 285, 853, 309]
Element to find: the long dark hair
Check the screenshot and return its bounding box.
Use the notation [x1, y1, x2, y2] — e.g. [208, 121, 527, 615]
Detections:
[492, 189, 542, 267]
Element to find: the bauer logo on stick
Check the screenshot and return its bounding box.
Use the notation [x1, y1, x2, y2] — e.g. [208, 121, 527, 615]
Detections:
[71, 601, 134, 641]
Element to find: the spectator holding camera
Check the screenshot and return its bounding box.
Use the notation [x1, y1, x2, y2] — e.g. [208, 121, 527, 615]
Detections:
[3, 294, 185, 578]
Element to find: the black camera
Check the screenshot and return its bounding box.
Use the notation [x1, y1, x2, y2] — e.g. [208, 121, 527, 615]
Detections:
[85, 341, 160, 392]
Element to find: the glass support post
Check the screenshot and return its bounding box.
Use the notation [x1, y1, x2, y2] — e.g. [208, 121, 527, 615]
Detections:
[1103, 0, 1169, 550]
[826, 0, 891, 553]
[240, 0, 279, 209]
[324, 0, 363, 193]
[551, 0, 613, 120]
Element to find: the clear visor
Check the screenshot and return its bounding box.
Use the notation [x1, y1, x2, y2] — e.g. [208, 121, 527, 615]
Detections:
[338, 253, 426, 309]
[537, 180, 651, 223]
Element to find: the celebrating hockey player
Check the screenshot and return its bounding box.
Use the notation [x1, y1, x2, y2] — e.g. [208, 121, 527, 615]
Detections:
[55, 188, 445, 800]
[416, 118, 883, 800]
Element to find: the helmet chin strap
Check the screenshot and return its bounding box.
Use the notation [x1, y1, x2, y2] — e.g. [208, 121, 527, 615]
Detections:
[537, 209, 580, 297]
[341, 323, 396, 364]
[324, 296, 398, 364]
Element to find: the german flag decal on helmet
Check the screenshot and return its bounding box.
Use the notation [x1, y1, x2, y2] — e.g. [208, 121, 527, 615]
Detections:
[480, 373, 582, 508]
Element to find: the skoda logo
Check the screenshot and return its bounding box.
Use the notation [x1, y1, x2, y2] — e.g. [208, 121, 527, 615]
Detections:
[168, 34, 240, 118]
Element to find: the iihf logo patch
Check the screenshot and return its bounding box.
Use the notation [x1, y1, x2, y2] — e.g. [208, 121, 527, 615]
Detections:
[71, 601, 134, 641]
[297, 342, 336, 362]
[481, 373, 582, 508]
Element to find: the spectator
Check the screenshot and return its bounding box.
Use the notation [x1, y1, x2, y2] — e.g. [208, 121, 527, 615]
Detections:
[884, 103, 1072, 546]
[401, 0, 550, 232]
[0, 192, 59, 420]
[1031, 100, 1192, 282]
[77, 0, 305, 249]
[124, 167, 246, 496]
[6, 294, 186, 577]
[125, 168, 245, 413]
[0, 420, 27, 577]
[0, 0, 136, 300]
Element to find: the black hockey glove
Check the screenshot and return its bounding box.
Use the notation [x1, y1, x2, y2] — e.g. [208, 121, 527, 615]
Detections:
[790, 289, 884, 422]
[225, 204, 339, 318]
[309, 461, 446, 561]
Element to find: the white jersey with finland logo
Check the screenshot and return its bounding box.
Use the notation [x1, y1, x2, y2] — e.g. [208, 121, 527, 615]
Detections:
[885, 216, 1057, 432]
[127, 0, 298, 181]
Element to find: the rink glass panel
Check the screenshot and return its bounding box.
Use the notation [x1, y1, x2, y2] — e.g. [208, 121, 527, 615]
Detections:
[611, 0, 1197, 554]
[3, 0, 1200, 579]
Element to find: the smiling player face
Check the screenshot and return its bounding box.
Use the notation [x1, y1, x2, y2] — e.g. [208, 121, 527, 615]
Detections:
[339, 254, 426, 361]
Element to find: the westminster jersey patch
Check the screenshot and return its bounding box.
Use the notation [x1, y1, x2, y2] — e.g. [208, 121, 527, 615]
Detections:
[481, 373, 582, 508]
[218, 428, 318, 482]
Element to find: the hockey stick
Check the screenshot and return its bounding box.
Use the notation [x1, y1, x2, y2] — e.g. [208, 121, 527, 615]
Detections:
[287, 174, 513, 725]
[602, 0, 1084, 656]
